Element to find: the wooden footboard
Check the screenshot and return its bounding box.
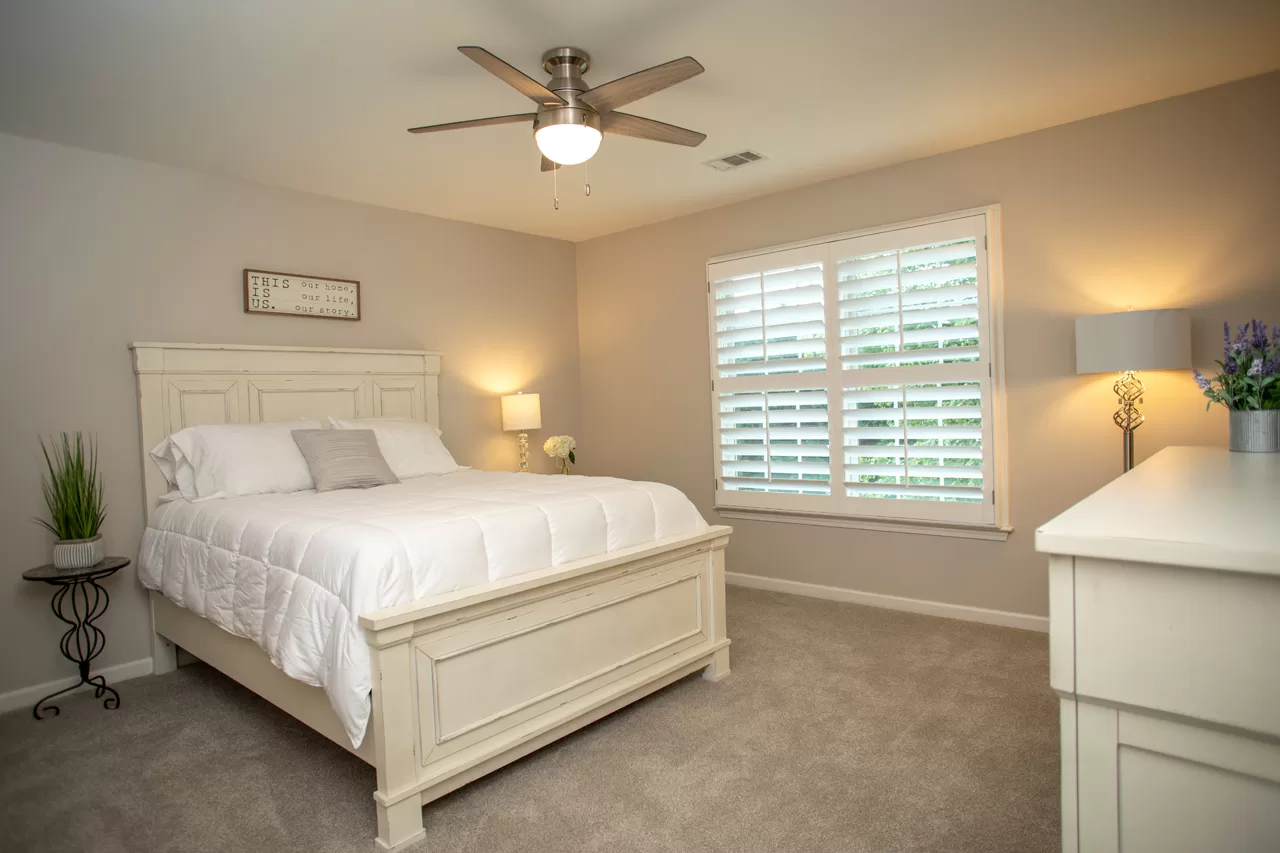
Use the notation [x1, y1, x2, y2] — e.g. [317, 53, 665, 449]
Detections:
[148, 527, 731, 852]
[360, 526, 732, 851]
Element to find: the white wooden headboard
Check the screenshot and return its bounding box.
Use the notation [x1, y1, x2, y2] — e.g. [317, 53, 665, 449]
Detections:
[130, 342, 441, 511]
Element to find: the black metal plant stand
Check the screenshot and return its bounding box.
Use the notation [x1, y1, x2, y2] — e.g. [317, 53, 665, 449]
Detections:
[21, 557, 128, 719]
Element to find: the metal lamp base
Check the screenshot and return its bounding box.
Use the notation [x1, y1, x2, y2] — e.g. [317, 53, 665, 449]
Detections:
[1114, 371, 1145, 473]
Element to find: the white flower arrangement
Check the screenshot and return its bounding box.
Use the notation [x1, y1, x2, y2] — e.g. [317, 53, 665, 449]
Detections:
[543, 435, 577, 474]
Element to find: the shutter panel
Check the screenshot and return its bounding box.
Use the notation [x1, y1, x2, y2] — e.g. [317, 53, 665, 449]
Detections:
[843, 382, 984, 502]
[720, 388, 830, 495]
[714, 261, 825, 378]
[838, 238, 980, 369]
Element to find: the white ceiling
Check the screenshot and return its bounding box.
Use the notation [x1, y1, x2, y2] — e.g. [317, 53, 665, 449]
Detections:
[2, 0, 1278, 242]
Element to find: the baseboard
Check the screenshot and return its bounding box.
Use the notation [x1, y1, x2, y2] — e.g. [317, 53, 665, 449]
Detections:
[0, 657, 154, 716]
[726, 572, 1048, 633]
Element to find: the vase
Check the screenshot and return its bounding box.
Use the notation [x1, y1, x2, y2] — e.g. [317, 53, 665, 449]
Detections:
[558, 459, 571, 475]
[52, 534, 105, 569]
[1229, 410, 1280, 453]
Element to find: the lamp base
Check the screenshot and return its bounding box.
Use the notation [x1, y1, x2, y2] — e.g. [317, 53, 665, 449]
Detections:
[1114, 371, 1145, 473]
[518, 432, 529, 472]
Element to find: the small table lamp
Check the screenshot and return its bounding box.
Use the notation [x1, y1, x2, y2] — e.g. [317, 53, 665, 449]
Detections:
[501, 392, 541, 472]
[1075, 308, 1190, 472]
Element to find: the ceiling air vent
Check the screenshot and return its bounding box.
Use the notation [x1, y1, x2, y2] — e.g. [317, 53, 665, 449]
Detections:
[704, 150, 767, 172]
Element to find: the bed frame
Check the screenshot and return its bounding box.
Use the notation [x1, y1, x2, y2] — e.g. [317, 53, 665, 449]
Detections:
[130, 342, 731, 851]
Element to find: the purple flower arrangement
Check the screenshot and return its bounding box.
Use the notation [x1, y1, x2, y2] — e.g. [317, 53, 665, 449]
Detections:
[1193, 320, 1280, 411]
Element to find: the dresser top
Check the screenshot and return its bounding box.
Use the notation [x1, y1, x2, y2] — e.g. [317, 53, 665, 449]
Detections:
[1036, 446, 1280, 575]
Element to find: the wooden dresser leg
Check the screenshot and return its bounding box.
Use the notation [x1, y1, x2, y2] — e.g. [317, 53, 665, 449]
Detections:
[375, 797, 426, 852]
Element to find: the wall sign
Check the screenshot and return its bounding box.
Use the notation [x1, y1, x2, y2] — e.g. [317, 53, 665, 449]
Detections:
[243, 269, 361, 321]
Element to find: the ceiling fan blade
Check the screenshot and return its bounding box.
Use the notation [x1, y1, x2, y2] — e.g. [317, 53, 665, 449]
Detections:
[579, 57, 703, 114]
[540, 156, 561, 172]
[600, 111, 706, 147]
[458, 46, 565, 107]
[407, 113, 536, 134]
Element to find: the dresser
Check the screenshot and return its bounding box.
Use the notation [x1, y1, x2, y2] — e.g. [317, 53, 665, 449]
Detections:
[1036, 446, 1280, 853]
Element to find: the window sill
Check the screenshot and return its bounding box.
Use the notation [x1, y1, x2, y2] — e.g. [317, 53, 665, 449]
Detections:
[715, 506, 1013, 541]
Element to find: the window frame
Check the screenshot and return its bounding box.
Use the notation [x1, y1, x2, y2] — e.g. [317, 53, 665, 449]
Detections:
[706, 205, 1010, 539]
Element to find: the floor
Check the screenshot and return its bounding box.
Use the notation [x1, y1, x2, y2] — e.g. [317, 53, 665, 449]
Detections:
[0, 588, 1059, 853]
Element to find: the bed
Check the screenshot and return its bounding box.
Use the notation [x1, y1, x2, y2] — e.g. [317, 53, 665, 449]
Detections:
[131, 342, 731, 851]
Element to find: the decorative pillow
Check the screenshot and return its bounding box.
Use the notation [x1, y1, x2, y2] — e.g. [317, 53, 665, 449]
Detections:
[150, 419, 323, 500]
[326, 417, 458, 479]
[291, 429, 399, 493]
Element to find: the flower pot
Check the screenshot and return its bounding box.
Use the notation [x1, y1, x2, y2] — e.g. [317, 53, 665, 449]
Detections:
[1229, 410, 1280, 453]
[52, 534, 104, 570]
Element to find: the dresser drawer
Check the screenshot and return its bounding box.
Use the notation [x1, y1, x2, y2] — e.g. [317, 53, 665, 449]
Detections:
[1071, 557, 1280, 738]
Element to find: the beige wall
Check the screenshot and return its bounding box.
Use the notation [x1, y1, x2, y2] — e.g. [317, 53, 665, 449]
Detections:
[3, 71, 1276, 698]
[0, 132, 579, 695]
[575, 72, 1280, 619]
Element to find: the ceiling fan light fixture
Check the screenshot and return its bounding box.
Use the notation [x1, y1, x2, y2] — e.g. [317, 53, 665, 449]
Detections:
[535, 123, 602, 166]
[408, 46, 706, 171]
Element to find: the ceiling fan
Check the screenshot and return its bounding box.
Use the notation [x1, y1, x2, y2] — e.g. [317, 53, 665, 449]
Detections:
[408, 46, 707, 170]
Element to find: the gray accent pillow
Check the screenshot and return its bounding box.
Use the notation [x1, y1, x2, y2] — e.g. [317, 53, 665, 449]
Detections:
[291, 429, 400, 492]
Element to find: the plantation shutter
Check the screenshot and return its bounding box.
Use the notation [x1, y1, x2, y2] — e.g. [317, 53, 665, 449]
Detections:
[711, 246, 831, 497]
[709, 212, 1000, 527]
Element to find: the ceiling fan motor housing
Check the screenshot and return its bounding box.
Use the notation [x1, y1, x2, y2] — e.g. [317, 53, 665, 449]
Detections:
[541, 47, 591, 83]
[534, 47, 600, 135]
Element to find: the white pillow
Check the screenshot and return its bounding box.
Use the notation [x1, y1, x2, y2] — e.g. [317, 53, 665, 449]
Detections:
[327, 417, 458, 478]
[150, 437, 197, 499]
[150, 420, 323, 500]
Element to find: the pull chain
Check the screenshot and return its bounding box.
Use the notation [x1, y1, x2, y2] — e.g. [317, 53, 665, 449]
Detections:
[553, 164, 559, 210]
[584, 160, 591, 197]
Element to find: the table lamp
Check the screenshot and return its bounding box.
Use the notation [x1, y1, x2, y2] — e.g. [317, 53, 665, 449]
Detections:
[1075, 308, 1190, 472]
[501, 392, 541, 472]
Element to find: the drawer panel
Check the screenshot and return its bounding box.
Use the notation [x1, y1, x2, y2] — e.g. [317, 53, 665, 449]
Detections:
[1119, 747, 1280, 853]
[1073, 558, 1280, 738]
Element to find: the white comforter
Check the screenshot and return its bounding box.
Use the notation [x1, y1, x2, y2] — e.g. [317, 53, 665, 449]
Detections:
[138, 471, 708, 747]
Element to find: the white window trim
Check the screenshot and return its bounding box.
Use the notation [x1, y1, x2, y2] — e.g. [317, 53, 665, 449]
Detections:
[706, 205, 1011, 539]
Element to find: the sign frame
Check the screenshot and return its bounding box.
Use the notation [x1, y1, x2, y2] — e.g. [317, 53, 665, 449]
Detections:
[243, 269, 362, 321]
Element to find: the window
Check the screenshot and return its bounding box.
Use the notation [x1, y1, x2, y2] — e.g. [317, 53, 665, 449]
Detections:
[708, 208, 1007, 534]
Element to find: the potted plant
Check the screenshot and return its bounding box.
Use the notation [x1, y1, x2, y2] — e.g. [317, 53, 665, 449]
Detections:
[34, 432, 107, 568]
[1194, 320, 1279, 452]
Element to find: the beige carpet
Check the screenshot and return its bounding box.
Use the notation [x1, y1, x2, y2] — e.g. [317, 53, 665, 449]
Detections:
[0, 587, 1059, 852]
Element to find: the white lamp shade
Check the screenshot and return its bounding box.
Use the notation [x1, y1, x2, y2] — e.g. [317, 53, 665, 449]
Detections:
[501, 393, 542, 431]
[535, 124, 601, 166]
[1075, 309, 1191, 374]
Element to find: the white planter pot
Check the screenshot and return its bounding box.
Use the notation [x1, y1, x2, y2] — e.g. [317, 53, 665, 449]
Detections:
[52, 534, 104, 569]
[1229, 410, 1280, 453]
